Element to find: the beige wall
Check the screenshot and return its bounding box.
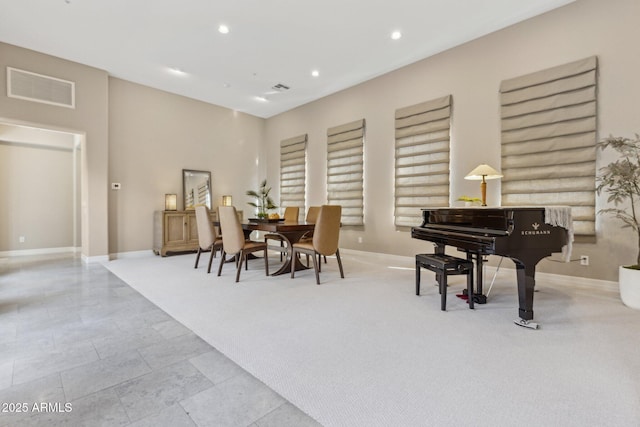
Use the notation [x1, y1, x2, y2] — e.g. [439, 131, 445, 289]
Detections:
[264, 0, 640, 281]
[108, 78, 265, 254]
[0, 141, 75, 252]
[0, 44, 266, 257]
[0, 42, 109, 260]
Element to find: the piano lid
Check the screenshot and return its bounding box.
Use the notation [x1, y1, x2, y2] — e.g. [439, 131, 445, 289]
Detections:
[421, 207, 516, 233]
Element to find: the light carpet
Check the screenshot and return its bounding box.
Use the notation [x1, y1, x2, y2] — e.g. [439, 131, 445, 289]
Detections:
[105, 250, 640, 427]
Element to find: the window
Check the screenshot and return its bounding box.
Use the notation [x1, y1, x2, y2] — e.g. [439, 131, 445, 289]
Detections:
[500, 56, 597, 235]
[327, 119, 365, 226]
[394, 95, 451, 227]
[280, 134, 307, 219]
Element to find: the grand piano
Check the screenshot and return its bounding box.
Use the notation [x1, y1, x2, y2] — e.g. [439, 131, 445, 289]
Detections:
[411, 206, 571, 327]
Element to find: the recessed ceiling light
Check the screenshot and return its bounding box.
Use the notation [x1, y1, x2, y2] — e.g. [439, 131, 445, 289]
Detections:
[391, 31, 402, 40]
[168, 67, 187, 76]
[218, 25, 230, 34]
[311, 70, 320, 77]
[254, 96, 268, 102]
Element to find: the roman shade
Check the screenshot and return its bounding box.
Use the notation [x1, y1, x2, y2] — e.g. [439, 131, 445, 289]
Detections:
[280, 134, 307, 219]
[327, 119, 365, 226]
[394, 95, 452, 227]
[500, 56, 597, 236]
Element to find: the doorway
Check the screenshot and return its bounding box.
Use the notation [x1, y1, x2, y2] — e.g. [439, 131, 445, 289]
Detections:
[0, 121, 83, 257]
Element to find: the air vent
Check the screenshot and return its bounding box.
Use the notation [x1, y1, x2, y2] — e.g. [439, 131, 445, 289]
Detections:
[272, 83, 290, 91]
[7, 67, 75, 108]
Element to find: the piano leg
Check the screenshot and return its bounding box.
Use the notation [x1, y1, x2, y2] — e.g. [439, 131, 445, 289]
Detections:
[468, 252, 483, 294]
[515, 261, 536, 322]
[415, 258, 420, 296]
[434, 244, 445, 287]
[466, 251, 487, 304]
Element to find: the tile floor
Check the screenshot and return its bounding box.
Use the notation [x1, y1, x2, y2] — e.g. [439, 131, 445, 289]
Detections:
[0, 254, 322, 427]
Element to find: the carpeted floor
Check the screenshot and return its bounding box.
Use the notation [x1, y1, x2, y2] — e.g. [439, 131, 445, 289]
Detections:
[105, 250, 640, 427]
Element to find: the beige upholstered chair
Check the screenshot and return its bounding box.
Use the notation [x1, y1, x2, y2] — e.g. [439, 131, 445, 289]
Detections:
[291, 205, 344, 284]
[217, 206, 269, 282]
[264, 206, 300, 261]
[194, 205, 223, 273]
[299, 206, 326, 266]
[304, 206, 321, 224]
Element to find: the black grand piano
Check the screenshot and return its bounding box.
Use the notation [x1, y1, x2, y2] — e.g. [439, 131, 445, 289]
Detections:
[411, 207, 571, 327]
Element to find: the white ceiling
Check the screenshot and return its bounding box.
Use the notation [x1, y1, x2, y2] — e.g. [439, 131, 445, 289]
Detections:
[0, 0, 574, 118]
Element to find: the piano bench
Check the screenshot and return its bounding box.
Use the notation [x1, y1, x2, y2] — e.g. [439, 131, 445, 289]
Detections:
[415, 254, 474, 311]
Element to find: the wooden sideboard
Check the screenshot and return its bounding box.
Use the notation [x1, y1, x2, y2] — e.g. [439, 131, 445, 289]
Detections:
[153, 209, 243, 256]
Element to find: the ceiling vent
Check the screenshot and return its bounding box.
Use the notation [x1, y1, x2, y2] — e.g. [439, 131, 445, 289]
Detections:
[272, 83, 290, 91]
[7, 67, 75, 108]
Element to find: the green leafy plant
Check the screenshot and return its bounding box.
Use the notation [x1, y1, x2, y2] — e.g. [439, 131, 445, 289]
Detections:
[246, 179, 277, 219]
[596, 134, 640, 268]
[457, 196, 482, 204]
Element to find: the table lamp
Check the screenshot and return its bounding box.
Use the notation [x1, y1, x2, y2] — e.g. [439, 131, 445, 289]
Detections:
[222, 195, 233, 206]
[165, 194, 177, 211]
[464, 164, 503, 206]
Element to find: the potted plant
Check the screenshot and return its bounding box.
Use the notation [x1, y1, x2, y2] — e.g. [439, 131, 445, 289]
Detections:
[457, 196, 482, 206]
[246, 179, 277, 219]
[596, 134, 640, 309]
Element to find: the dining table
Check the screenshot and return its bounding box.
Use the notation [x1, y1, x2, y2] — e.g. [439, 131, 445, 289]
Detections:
[242, 219, 316, 276]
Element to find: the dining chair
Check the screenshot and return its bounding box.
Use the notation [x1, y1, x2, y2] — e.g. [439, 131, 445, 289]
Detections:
[264, 206, 299, 261]
[299, 206, 326, 266]
[217, 206, 269, 282]
[194, 205, 223, 273]
[290, 205, 344, 284]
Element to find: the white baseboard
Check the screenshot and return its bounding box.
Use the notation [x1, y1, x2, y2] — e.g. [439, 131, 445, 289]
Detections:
[533, 270, 617, 291]
[340, 248, 415, 266]
[340, 248, 618, 292]
[0, 246, 79, 257]
[478, 265, 618, 292]
[95, 246, 619, 292]
[107, 250, 156, 261]
[0, 247, 157, 265]
[81, 254, 109, 264]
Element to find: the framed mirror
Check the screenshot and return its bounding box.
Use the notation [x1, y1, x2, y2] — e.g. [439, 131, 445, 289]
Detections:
[182, 169, 212, 210]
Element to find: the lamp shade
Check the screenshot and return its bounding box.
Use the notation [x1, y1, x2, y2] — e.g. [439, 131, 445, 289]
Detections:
[464, 164, 502, 207]
[165, 194, 177, 211]
[464, 164, 503, 180]
[222, 195, 233, 206]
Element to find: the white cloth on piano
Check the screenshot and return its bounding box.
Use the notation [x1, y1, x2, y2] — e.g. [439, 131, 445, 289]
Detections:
[545, 206, 573, 262]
